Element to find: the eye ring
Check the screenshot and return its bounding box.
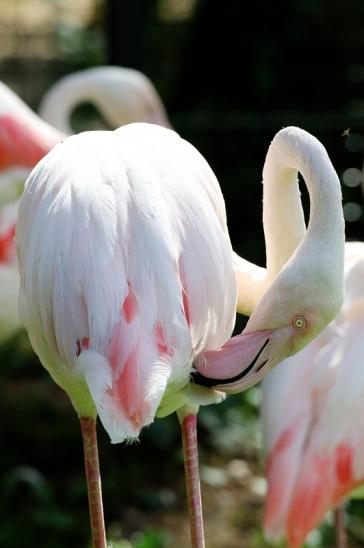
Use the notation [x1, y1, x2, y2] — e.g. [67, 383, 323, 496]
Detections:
[293, 316, 306, 330]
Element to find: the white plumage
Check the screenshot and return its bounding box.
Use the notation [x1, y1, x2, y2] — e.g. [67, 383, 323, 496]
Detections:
[16, 123, 236, 442]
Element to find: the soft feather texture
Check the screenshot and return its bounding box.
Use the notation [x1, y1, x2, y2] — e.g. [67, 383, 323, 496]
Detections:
[262, 242, 364, 548]
[16, 123, 236, 443]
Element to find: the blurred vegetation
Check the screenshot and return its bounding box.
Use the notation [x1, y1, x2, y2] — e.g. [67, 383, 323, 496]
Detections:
[1, 0, 364, 546]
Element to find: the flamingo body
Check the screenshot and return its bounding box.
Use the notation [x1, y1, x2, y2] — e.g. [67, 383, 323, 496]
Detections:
[16, 123, 236, 442]
[263, 242, 364, 547]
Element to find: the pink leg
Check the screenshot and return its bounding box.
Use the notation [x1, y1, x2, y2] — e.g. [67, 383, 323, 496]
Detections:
[80, 417, 107, 548]
[181, 414, 205, 548]
[335, 504, 348, 548]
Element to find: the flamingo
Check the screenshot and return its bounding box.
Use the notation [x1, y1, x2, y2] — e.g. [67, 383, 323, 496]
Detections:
[0, 81, 64, 341]
[38, 66, 171, 135]
[191, 125, 345, 391]
[15, 122, 236, 547]
[0, 81, 64, 189]
[16, 123, 344, 546]
[262, 241, 364, 548]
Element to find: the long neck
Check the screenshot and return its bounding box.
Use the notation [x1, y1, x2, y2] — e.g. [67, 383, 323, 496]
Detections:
[265, 127, 344, 278]
[0, 82, 63, 173]
[235, 129, 307, 315]
[39, 76, 87, 134]
[245, 127, 345, 334]
[262, 155, 306, 279]
[39, 69, 171, 135]
[235, 127, 344, 317]
[234, 252, 267, 316]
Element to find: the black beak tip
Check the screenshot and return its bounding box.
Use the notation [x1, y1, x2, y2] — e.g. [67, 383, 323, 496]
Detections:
[190, 338, 270, 389]
[189, 369, 217, 388]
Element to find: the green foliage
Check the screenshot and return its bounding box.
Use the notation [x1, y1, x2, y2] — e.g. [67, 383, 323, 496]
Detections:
[107, 527, 169, 548]
[132, 530, 169, 548]
[56, 24, 106, 69]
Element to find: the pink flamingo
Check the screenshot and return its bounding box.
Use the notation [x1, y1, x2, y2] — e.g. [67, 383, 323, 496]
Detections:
[0, 81, 64, 341]
[262, 241, 364, 548]
[0, 81, 63, 180]
[16, 124, 344, 547]
[38, 66, 171, 134]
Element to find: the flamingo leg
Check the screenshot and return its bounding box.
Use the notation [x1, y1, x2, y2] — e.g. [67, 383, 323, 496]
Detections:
[180, 413, 205, 548]
[79, 417, 107, 548]
[334, 504, 347, 548]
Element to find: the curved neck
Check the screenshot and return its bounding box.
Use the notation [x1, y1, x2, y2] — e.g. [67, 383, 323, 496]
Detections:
[262, 159, 306, 279]
[265, 128, 344, 275]
[39, 77, 87, 134]
[235, 127, 344, 316]
[39, 69, 171, 135]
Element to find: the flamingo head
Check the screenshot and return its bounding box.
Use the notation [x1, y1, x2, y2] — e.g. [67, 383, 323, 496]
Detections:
[191, 255, 344, 394]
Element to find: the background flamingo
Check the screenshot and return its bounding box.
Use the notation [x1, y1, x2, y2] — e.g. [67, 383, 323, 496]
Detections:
[0, 81, 63, 189]
[38, 66, 171, 134]
[0, 82, 64, 341]
[262, 241, 364, 548]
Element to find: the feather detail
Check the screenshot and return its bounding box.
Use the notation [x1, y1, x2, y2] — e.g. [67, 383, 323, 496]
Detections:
[263, 242, 364, 546]
[17, 124, 236, 441]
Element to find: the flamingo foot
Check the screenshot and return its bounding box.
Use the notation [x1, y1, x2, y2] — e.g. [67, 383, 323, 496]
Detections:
[180, 413, 205, 548]
[80, 417, 107, 548]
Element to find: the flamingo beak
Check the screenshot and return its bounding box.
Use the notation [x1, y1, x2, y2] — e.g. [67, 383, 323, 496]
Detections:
[190, 329, 273, 393]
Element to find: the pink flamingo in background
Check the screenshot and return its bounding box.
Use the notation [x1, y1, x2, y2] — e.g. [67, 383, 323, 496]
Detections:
[262, 242, 364, 548]
[0, 81, 63, 180]
[0, 81, 64, 341]
[16, 123, 344, 547]
[38, 66, 171, 134]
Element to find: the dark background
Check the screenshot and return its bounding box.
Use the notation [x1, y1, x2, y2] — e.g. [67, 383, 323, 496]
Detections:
[0, 1, 363, 547]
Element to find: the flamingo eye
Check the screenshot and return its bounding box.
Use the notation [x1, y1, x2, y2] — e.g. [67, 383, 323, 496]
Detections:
[293, 316, 306, 329]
